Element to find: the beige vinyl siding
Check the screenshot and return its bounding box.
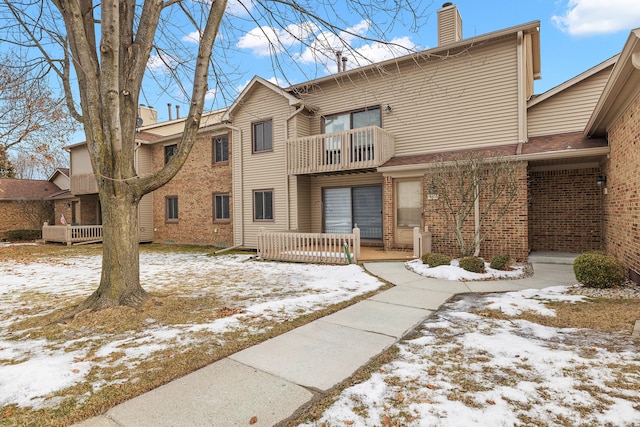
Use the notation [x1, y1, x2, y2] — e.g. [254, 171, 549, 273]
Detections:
[294, 175, 311, 232]
[298, 37, 519, 155]
[309, 173, 383, 233]
[136, 145, 154, 177]
[138, 193, 153, 242]
[232, 84, 297, 248]
[51, 174, 69, 190]
[528, 67, 611, 137]
[70, 146, 93, 174]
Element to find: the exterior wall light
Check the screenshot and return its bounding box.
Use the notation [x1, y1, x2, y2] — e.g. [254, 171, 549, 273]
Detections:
[385, 104, 392, 114]
[596, 175, 607, 187]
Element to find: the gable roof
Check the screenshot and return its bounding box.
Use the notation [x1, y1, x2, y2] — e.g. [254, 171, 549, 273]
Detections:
[0, 178, 61, 201]
[528, 55, 617, 108]
[47, 167, 70, 182]
[222, 76, 305, 122]
[585, 27, 640, 137]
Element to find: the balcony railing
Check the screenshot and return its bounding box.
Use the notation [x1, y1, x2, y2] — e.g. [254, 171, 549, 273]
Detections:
[70, 173, 98, 195]
[286, 126, 395, 175]
[42, 223, 103, 246]
[257, 227, 360, 265]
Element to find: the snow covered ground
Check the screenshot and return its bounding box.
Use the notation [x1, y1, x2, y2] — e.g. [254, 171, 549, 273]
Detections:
[299, 287, 640, 426]
[0, 251, 384, 409]
[405, 258, 525, 281]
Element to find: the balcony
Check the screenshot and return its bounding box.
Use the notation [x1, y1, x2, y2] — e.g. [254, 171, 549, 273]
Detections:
[70, 173, 98, 195]
[286, 126, 395, 175]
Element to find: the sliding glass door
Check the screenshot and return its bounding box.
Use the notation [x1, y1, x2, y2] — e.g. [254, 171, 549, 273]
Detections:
[323, 185, 382, 239]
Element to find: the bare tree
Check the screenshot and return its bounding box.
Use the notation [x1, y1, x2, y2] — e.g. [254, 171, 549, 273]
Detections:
[0, 55, 77, 179]
[426, 152, 524, 257]
[16, 199, 54, 229]
[0, 0, 429, 311]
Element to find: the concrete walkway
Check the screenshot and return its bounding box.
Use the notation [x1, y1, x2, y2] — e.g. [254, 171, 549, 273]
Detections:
[75, 258, 577, 427]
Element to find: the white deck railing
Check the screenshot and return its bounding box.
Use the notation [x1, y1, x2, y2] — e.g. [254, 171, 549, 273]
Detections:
[286, 126, 395, 175]
[42, 223, 103, 246]
[257, 227, 360, 264]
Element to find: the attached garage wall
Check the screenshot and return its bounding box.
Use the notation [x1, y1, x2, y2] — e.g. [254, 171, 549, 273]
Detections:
[528, 167, 603, 253]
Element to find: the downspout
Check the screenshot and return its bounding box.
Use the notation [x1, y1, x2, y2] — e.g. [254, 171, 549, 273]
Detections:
[284, 105, 306, 231]
[516, 31, 526, 144]
[226, 124, 243, 247]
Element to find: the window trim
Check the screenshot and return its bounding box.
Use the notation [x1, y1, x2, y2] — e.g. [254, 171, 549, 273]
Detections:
[212, 134, 229, 164]
[252, 119, 273, 153]
[213, 192, 230, 222]
[164, 144, 177, 164]
[253, 189, 274, 222]
[166, 195, 178, 222]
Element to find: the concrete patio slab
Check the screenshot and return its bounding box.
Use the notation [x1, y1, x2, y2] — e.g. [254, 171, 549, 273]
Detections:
[321, 299, 431, 338]
[369, 286, 454, 310]
[229, 321, 395, 391]
[104, 359, 312, 427]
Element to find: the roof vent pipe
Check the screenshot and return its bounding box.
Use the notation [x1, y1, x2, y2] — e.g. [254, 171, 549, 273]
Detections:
[335, 51, 342, 72]
[167, 103, 172, 121]
[176, 105, 180, 120]
[342, 56, 347, 72]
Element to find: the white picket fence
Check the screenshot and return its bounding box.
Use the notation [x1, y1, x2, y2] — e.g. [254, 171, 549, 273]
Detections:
[257, 227, 360, 264]
[42, 223, 103, 246]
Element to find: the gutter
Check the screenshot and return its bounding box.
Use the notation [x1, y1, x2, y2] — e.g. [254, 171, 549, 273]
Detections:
[226, 123, 244, 247]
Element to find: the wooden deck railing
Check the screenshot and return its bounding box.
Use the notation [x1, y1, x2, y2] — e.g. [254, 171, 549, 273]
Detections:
[286, 126, 395, 175]
[42, 223, 103, 246]
[257, 228, 360, 264]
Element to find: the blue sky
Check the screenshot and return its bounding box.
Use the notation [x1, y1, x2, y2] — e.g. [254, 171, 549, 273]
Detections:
[140, 0, 640, 122]
[56, 0, 640, 141]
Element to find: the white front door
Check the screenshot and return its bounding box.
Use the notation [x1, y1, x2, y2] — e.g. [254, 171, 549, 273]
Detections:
[394, 179, 422, 245]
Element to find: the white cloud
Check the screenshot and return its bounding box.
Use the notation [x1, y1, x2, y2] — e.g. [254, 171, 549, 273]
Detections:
[182, 31, 200, 44]
[146, 54, 177, 73]
[552, 0, 640, 36]
[226, 0, 253, 17]
[237, 22, 319, 57]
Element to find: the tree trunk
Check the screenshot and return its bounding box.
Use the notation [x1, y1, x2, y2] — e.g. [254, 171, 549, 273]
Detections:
[73, 190, 148, 313]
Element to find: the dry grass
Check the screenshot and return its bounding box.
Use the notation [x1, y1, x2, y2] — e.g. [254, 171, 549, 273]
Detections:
[289, 294, 640, 427]
[477, 298, 640, 332]
[0, 243, 390, 427]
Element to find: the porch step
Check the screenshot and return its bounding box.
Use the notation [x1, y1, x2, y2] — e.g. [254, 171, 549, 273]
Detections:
[528, 252, 579, 265]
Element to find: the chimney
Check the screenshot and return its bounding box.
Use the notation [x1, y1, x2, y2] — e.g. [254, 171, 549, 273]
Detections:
[437, 2, 462, 46]
[167, 103, 172, 121]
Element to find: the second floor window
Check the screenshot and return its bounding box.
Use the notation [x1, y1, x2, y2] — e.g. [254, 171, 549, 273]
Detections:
[252, 120, 272, 153]
[166, 196, 178, 221]
[213, 135, 229, 164]
[164, 144, 177, 164]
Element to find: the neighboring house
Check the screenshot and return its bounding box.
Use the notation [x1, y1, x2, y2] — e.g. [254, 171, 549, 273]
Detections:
[0, 178, 59, 238]
[585, 28, 640, 283]
[67, 105, 226, 243]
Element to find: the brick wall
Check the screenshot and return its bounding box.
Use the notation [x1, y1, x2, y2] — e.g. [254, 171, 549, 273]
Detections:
[603, 91, 640, 280]
[382, 176, 394, 251]
[422, 163, 528, 261]
[152, 132, 233, 247]
[528, 168, 603, 253]
[0, 200, 54, 238]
